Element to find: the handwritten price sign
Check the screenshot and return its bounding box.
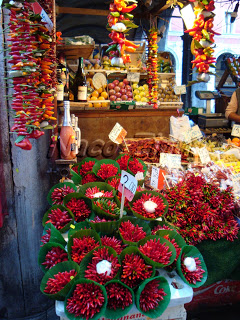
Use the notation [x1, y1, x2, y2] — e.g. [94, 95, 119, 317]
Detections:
[197, 147, 211, 164]
[118, 170, 138, 201]
[127, 72, 140, 83]
[150, 166, 166, 190]
[183, 125, 203, 143]
[160, 153, 181, 169]
[231, 124, 240, 138]
[109, 123, 127, 144]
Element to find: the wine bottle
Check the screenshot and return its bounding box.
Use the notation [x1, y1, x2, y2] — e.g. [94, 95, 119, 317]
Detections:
[59, 101, 76, 160]
[73, 57, 87, 102]
[57, 53, 69, 101]
[57, 69, 64, 102]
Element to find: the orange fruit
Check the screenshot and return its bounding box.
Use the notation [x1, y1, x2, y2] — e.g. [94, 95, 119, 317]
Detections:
[232, 138, 240, 143]
[90, 96, 97, 101]
[97, 87, 103, 94]
[92, 90, 99, 98]
[102, 102, 108, 108]
[101, 91, 108, 99]
[88, 102, 93, 107]
[94, 102, 102, 108]
[98, 96, 105, 101]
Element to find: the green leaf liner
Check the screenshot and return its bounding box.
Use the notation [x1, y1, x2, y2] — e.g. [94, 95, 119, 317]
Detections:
[68, 221, 92, 239]
[40, 261, 80, 301]
[93, 198, 120, 221]
[47, 182, 78, 206]
[155, 230, 186, 248]
[92, 159, 120, 180]
[88, 218, 120, 235]
[149, 220, 176, 234]
[63, 193, 95, 223]
[130, 191, 169, 221]
[104, 280, 135, 319]
[41, 223, 67, 247]
[127, 157, 148, 178]
[79, 246, 120, 281]
[64, 279, 107, 320]
[38, 242, 68, 273]
[176, 245, 208, 288]
[71, 163, 81, 175]
[67, 229, 101, 263]
[118, 216, 151, 246]
[137, 235, 176, 268]
[42, 205, 75, 234]
[119, 246, 156, 290]
[105, 175, 121, 190]
[70, 169, 82, 185]
[78, 182, 116, 199]
[135, 276, 171, 318]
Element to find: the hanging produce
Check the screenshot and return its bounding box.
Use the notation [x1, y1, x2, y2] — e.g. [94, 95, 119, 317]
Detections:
[5, 0, 57, 150]
[107, 0, 139, 66]
[147, 26, 158, 109]
[185, 0, 220, 82]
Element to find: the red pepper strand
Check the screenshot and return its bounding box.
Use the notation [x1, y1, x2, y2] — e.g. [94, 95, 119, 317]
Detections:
[42, 247, 68, 269]
[80, 161, 96, 176]
[106, 282, 132, 310]
[85, 187, 114, 199]
[97, 163, 118, 180]
[121, 253, 153, 288]
[94, 199, 120, 216]
[66, 283, 105, 320]
[40, 229, 51, 247]
[65, 198, 91, 222]
[84, 247, 120, 285]
[100, 235, 125, 255]
[51, 185, 75, 205]
[140, 279, 167, 312]
[119, 221, 146, 242]
[116, 155, 130, 171]
[128, 159, 144, 175]
[181, 255, 205, 284]
[132, 193, 166, 219]
[71, 236, 99, 264]
[44, 270, 77, 294]
[45, 208, 72, 230]
[139, 238, 172, 265]
[82, 173, 100, 185]
[107, 177, 120, 190]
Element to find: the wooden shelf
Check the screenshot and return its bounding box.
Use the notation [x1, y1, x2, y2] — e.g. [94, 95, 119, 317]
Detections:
[57, 44, 94, 59]
[55, 159, 77, 165]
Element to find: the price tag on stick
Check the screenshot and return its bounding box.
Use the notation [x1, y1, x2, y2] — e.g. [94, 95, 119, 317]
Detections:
[197, 147, 211, 164]
[150, 166, 166, 190]
[232, 124, 240, 137]
[109, 123, 127, 144]
[160, 153, 181, 169]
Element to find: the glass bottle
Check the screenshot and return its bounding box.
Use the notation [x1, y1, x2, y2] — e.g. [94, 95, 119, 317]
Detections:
[59, 101, 76, 160]
[57, 53, 69, 101]
[73, 57, 87, 102]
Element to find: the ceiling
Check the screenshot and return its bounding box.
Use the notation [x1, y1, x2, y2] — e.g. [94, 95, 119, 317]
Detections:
[56, 0, 173, 43]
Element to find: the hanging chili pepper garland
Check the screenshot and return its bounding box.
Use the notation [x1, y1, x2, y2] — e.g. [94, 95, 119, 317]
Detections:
[5, 1, 57, 150]
[147, 25, 159, 109]
[185, 0, 220, 81]
[107, 0, 139, 66]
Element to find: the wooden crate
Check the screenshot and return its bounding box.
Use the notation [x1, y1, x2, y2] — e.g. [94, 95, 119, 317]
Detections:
[57, 44, 95, 60]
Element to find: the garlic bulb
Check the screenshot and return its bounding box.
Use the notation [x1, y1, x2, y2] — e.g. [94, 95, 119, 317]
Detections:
[197, 73, 210, 82]
[96, 260, 112, 275]
[183, 257, 197, 272]
[112, 23, 127, 32]
[143, 200, 158, 213]
[94, 192, 104, 198]
[111, 57, 124, 67]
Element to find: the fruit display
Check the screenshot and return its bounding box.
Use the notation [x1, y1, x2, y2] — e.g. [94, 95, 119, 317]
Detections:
[107, 78, 133, 102]
[158, 76, 180, 103]
[101, 54, 126, 71]
[230, 137, 240, 147]
[158, 59, 173, 73]
[225, 56, 240, 83]
[86, 73, 109, 108]
[132, 82, 149, 103]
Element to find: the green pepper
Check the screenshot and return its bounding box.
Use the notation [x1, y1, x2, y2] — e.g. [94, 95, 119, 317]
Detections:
[124, 12, 134, 19]
[202, 29, 210, 41]
[106, 43, 118, 53]
[110, 12, 120, 17]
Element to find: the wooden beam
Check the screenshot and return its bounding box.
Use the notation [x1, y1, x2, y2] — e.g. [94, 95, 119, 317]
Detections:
[56, 6, 109, 16]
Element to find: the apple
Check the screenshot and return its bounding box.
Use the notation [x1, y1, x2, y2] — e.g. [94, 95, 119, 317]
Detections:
[116, 92, 121, 98]
[121, 95, 128, 101]
[116, 97, 122, 101]
[102, 56, 109, 61]
[127, 97, 133, 101]
[108, 83, 115, 90]
[125, 85, 132, 91]
[114, 86, 120, 93]
[126, 91, 133, 98]
[113, 80, 119, 86]
[110, 95, 116, 101]
[120, 88, 126, 95]
[118, 82, 125, 88]
[109, 89, 116, 96]
[123, 79, 129, 85]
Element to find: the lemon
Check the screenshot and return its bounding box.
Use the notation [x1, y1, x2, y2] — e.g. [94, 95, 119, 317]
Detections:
[143, 84, 148, 90]
[135, 95, 141, 102]
[140, 91, 146, 97]
[138, 86, 144, 91]
[133, 89, 140, 95]
[132, 83, 139, 90]
[141, 97, 148, 102]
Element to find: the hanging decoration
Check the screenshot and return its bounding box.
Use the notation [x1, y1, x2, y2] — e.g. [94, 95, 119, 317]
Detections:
[106, 0, 139, 66]
[185, 0, 220, 82]
[147, 18, 159, 109]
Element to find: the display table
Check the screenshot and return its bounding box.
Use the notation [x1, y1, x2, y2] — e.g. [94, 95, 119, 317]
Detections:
[55, 269, 193, 320]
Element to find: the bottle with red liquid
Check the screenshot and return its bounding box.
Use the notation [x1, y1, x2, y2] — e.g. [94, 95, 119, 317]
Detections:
[59, 101, 76, 160]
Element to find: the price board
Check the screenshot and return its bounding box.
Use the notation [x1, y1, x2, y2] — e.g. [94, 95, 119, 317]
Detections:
[197, 147, 211, 164]
[183, 125, 203, 143]
[160, 153, 181, 169]
[127, 72, 140, 83]
[118, 170, 138, 201]
[231, 124, 240, 138]
[109, 123, 127, 144]
[174, 85, 186, 95]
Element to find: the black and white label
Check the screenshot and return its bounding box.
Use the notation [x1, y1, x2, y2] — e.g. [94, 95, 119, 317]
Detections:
[78, 86, 87, 101]
[57, 84, 64, 101]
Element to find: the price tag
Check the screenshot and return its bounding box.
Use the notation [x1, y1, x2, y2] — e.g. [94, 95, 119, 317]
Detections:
[150, 166, 166, 190]
[160, 153, 181, 169]
[232, 173, 240, 192]
[197, 147, 211, 164]
[183, 125, 203, 143]
[127, 72, 140, 83]
[109, 123, 127, 144]
[135, 172, 144, 181]
[31, 2, 53, 32]
[118, 170, 138, 201]
[174, 85, 186, 95]
[232, 124, 240, 137]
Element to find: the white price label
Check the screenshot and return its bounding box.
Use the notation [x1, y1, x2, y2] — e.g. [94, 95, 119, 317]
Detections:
[109, 123, 127, 144]
[232, 173, 240, 192]
[183, 125, 203, 143]
[160, 153, 181, 169]
[174, 85, 186, 95]
[198, 147, 211, 164]
[127, 72, 140, 83]
[231, 124, 240, 138]
[150, 166, 160, 189]
[135, 172, 144, 181]
[119, 170, 138, 201]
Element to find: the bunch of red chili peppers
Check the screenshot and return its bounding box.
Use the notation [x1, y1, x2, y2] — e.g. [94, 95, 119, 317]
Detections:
[6, 1, 56, 150]
[147, 27, 159, 109]
[107, 0, 139, 65]
[185, 0, 220, 76]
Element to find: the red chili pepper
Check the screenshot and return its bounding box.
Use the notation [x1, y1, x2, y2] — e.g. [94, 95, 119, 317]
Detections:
[15, 138, 32, 150]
